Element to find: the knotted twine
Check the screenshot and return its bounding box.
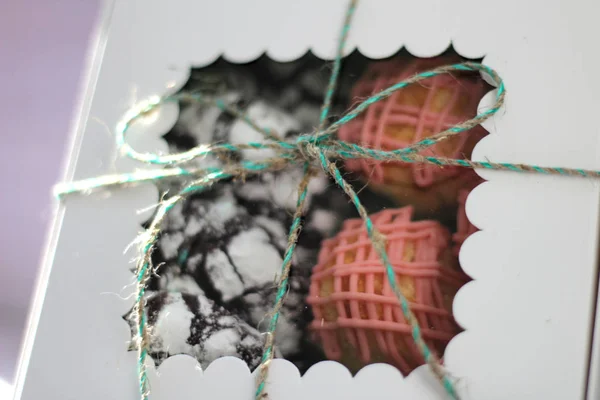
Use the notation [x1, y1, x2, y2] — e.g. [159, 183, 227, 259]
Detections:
[54, 0, 600, 399]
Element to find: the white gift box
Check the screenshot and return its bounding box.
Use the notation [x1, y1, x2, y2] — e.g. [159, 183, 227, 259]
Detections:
[13, 0, 600, 399]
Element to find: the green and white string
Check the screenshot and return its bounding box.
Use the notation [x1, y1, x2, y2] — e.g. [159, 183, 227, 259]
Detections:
[54, 1, 600, 400]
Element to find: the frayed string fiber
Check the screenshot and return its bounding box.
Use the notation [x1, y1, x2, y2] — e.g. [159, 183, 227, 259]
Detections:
[54, 1, 600, 399]
[256, 2, 357, 397]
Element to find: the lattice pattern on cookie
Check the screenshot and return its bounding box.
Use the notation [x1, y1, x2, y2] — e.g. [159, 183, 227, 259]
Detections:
[338, 56, 486, 188]
[307, 207, 468, 374]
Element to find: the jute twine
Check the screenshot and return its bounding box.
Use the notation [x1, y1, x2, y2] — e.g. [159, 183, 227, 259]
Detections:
[54, 0, 600, 399]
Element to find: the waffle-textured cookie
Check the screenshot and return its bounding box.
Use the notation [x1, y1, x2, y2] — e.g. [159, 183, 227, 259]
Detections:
[338, 55, 488, 215]
[307, 207, 468, 374]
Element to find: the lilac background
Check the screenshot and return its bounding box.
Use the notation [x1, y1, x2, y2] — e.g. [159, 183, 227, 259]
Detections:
[0, 0, 100, 389]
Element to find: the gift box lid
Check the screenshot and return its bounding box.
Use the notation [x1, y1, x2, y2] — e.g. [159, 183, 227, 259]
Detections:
[13, 1, 600, 399]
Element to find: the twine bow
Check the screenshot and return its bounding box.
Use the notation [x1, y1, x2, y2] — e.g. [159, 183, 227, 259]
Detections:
[54, 1, 600, 400]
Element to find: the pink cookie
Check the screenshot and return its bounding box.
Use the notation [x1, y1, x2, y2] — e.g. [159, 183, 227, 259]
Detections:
[339, 56, 487, 213]
[307, 206, 468, 374]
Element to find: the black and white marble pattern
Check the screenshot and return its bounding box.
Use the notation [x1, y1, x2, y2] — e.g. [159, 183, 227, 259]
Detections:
[140, 291, 267, 370]
[131, 56, 361, 372]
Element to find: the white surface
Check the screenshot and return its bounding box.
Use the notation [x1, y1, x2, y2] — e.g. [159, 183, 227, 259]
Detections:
[0, 0, 99, 384]
[0, 379, 14, 400]
[14, 0, 600, 399]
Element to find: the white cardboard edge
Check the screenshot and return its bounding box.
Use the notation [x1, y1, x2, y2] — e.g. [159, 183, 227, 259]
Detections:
[586, 239, 600, 400]
[15, 1, 600, 400]
[12, 1, 116, 399]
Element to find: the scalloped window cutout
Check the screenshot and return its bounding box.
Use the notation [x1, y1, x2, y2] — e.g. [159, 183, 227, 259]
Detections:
[126, 48, 490, 377]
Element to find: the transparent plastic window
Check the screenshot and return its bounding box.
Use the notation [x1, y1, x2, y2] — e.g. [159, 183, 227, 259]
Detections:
[124, 50, 489, 378]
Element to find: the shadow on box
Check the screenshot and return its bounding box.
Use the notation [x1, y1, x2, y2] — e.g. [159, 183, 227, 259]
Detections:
[124, 46, 493, 377]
